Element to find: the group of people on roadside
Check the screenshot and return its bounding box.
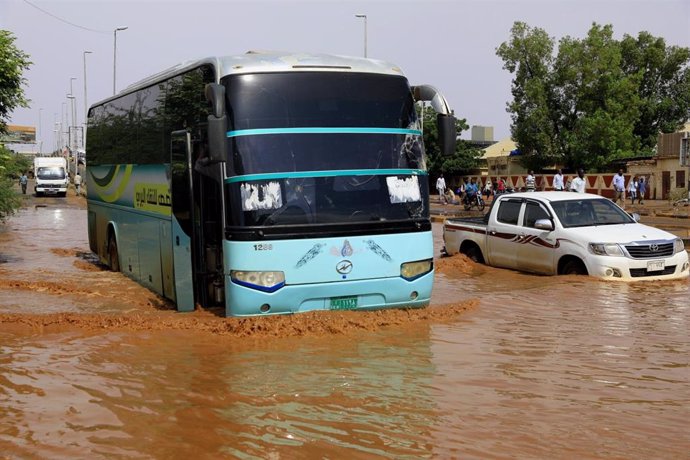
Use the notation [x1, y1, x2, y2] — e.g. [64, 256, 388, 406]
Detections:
[612, 169, 646, 206]
[436, 168, 647, 206]
[436, 174, 481, 205]
[502, 168, 587, 194]
[436, 168, 648, 205]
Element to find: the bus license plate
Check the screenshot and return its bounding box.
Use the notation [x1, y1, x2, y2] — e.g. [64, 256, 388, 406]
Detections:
[647, 260, 665, 272]
[330, 296, 358, 310]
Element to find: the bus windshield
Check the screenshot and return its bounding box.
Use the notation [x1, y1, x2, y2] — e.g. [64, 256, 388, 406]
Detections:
[222, 72, 428, 233]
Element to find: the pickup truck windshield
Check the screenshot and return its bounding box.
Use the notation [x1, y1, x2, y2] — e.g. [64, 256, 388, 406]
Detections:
[551, 198, 635, 228]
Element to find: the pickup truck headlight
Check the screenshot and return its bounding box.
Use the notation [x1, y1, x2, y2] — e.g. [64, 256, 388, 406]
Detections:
[230, 270, 285, 292]
[401, 259, 433, 281]
[589, 243, 624, 257]
[674, 238, 685, 254]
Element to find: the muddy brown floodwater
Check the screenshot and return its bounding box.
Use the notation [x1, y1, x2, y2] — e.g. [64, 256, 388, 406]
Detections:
[0, 196, 688, 458]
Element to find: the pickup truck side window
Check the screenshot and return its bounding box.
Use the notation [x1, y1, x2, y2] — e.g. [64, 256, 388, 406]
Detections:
[496, 200, 522, 225]
[524, 201, 551, 228]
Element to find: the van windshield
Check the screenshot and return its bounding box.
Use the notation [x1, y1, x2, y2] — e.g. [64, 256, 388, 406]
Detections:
[36, 167, 66, 180]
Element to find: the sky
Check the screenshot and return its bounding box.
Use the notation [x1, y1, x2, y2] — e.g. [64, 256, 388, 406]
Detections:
[2, 0, 689, 153]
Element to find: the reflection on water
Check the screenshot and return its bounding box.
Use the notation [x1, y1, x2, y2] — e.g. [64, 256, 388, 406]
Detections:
[0, 214, 689, 457]
[431, 242, 690, 458]
[0, 329, 440, 458]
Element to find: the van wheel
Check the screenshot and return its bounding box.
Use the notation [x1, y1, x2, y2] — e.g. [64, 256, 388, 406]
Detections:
[108, 234, 120, 272]
[561, 259, 587, 275]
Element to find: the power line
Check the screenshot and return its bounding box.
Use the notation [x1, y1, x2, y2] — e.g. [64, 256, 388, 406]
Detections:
[22, 0, 110, 34]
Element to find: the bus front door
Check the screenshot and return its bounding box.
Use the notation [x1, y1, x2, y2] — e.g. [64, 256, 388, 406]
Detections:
[170, 131, 195, 311]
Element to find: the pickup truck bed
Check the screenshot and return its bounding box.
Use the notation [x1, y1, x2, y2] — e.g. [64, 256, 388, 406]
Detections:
[446, 215, 488, 226]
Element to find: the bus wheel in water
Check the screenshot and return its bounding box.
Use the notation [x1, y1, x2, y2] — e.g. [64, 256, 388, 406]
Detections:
[108, 234, 120, 272]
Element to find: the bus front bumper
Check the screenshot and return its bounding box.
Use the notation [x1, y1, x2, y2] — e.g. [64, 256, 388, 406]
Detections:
[225, 271, 433, 317]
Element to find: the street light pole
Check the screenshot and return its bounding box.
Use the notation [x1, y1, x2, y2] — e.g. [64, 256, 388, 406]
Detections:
[61, 102, 67, 150]
[113, 26, 128, 95]
[69, 77, 77, 154]
[67, 93, 76, 175]
[38, 107, 43, 154]
[53, 113, 58, 153]
[83, 51, 92, 132]
[355, 14, 367, 58]
[54, 116, 60, 153]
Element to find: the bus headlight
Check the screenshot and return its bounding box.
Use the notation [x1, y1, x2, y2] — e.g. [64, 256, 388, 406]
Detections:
[589, 243, 624, 257]
[230, 270, 285, 292]
[400, 259, 433, 281]
[674, 238, 685, 254]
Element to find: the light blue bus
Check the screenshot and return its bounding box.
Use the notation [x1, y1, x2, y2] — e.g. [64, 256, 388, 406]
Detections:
[86, 51, 455, 316]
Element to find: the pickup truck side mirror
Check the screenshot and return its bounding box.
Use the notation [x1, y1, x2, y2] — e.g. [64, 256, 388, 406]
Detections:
[534, 219, 554, 231]
[629, 212, 640, 222]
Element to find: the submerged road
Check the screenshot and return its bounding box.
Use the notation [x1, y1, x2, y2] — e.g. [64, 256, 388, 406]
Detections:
[0, 190, 688, 458]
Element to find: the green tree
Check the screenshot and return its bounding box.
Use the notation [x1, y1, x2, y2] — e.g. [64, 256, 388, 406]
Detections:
[496, 22, 560, 171]
[0, 145, 31, 220]
[497, 22, 689, 171]
[0, 30, 32, 220]
[620, 31, 690, 149]
[0, 30, 32, 134]
[420, 105, 482, 177]
[555, 24, 640, 170]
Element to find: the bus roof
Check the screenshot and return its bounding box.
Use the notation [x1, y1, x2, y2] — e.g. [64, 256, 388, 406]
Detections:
[114, 51, 405, 101]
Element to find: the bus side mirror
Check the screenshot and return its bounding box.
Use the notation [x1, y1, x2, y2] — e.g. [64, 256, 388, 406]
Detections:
[205, 83, 227, 164]
[206, 83, 225, 118]
[437, 113, 456, 156]
[207, 116, 227, 164]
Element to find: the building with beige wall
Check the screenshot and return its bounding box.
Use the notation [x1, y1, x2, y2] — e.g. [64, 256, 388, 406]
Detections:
[627, 122, 690, 200]
[482, 138, 524, 177]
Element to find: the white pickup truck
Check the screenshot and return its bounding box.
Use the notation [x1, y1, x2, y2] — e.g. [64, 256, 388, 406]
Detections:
[443, 192, 689, 281]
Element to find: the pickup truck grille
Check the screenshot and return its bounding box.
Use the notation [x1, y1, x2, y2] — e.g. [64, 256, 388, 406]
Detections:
[629, 265, 676, 277]
[624, 242, 674, 259]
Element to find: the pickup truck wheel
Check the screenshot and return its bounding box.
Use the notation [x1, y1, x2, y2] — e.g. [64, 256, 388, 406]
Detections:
[561, 259, 587, 276]
[464, 245, 485, 264]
